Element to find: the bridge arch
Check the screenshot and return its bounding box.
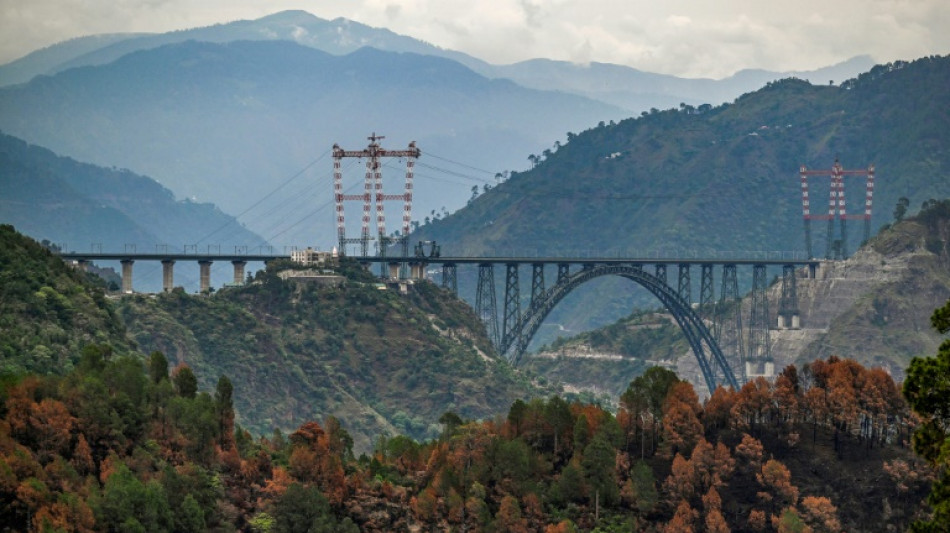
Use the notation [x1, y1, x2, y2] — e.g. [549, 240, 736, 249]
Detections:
[501, 264, 740, 392]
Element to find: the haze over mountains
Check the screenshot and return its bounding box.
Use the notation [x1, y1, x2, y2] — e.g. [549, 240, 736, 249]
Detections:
[0, 10, 876, 250]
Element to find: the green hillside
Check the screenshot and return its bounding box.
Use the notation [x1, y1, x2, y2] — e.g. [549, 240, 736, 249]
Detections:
[415, 55, 950, 343]
[0, 224, 131, 374]
[115, 259, 549, 451]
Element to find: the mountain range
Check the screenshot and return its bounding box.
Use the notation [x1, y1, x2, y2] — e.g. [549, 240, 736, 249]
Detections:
[0, 10, 876, 250]
[0, 132, 265, 291]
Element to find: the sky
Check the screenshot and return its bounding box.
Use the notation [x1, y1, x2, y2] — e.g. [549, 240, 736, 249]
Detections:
[1, 0, 949, 78]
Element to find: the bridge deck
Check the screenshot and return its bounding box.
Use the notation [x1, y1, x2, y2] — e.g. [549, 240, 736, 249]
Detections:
[59, 252, 820, 267]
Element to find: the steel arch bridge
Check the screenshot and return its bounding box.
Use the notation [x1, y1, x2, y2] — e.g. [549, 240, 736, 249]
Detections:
[497, 264, 740, 393]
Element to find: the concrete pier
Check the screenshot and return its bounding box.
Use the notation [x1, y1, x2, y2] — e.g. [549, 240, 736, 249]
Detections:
[120, 259, 134, 293]
[410, 262, 426, 280]
[388, 262, 400, 279]
[232, 260, 247, 285]
[161, 259, 175, 292]
[199, 260, 212, 293]
[76, 259, 90, 272]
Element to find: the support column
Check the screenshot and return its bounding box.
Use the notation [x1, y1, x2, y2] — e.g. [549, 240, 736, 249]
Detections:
[717, 264, 744, 381]
[779, 264, 800, 329]
[699, 264, 715, 323]
[503, 264, 521, 351]
[476, 264, 499, 348]
[199, 260, 212, 294]
[748, 264, 772, 364]
[677, 264, 691, 303]
[654, 263, 668, 287]
[410, 262, 427, 280]
[76, 259, 90, 272]
[557, 263, 570, 283]
[530, 263, 545, 309]
[161, 259, 175, 292]
[232, 260, 247, 285]
[441, 263, 458, 295]
[120, 259, 134, 294]
[388, 262, 400, 280]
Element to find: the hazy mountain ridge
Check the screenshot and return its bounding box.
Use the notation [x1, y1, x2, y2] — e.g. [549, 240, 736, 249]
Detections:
[0, 39, 622, 248]
[0, 131, 264, 254]
[0, 10, 874, 116]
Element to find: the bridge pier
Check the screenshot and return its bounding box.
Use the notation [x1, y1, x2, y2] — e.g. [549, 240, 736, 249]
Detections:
[120, 259, 134, 293]
[199, 260, 212, 293]
[748, 264, 772, 364]
[677, 264, 691, 303]
[503, 264, 521, 349]
[232, 260, 247, 285]
[699, 264, 715, 322]
[388, 262, 400, 280]
[530, 263, 545, 308]
[475, 264, 499, 347]
[778, 264, 801, 329]
[654, 263, 668, 286]
[716, 264, 744, 378]
[409, 262, 427, 280]
[441, 263, 458, 295]
[76, 259, 90, 272]
[161, 259, 175, 292]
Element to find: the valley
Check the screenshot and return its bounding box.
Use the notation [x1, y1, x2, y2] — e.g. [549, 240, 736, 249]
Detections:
[1, 11, 949, 530]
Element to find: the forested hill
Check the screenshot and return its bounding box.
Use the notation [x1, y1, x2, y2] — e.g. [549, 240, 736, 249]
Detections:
[413, 55, 950, 342]
[419, 55, 950, 258]
[0, 346, 935, 531]
[0, 224, 131, 374]
[114, 260, 549, 452]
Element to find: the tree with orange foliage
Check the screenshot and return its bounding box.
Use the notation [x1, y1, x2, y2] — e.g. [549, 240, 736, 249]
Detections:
[731, 377, 773, 435]
[494, 494, 529, 533]
[748, 508, 767, 531]
[545, 519, 579, 533]
[703, 386, 736, 432]
[32, 493, 96, 533]
[799, 495, 841, 532]
[665, 499, 698, 533]
[663, 453, 696, 503]
[757, 459, 799, 513]
[773, 365, 801, 425]
[705, 508, 730, 533]
[735, 433, 764, 475]
[662, 382, 703, 457]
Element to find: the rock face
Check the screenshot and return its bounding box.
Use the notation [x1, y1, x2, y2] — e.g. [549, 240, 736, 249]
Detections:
[739, 211, 950, 384]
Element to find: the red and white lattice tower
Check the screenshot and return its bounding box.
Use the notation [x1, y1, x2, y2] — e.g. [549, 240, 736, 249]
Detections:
[799, 158, 874, 259]
[332, 134, 420, 258]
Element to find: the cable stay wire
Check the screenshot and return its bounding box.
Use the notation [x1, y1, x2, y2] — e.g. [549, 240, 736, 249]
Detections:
[263, 179, 364, 244]
[415, 161, 496, 184]
[244, 159, 360, 240]
[194, 149, 331, 246]
[424, 151, 498, 176]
